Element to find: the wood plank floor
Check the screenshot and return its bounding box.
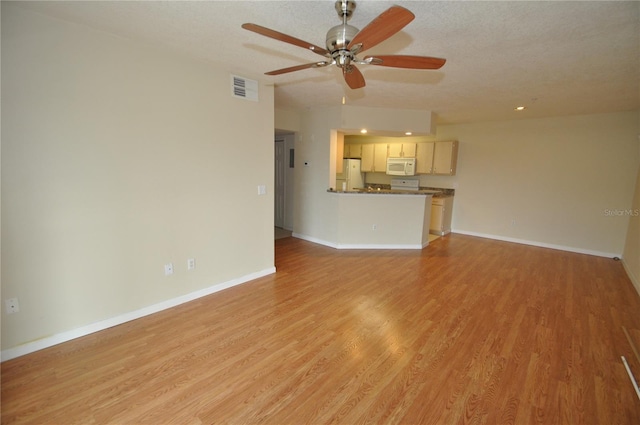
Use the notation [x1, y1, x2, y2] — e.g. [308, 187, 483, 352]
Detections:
[2, 234, 640, 424]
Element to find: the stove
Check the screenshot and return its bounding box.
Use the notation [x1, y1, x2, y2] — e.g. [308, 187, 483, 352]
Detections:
[390, 178, 420, 191]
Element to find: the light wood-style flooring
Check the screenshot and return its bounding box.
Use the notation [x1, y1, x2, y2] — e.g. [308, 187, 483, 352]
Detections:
[2, 234, 640, 424]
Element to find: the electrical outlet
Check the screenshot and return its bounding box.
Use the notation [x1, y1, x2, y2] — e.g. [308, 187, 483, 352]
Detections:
[257, 185, 267, 195]
[187, 258, 196, 271]
[164, 263, 174, 276]
[5, 298, 19, 314]
[372, 224, 377, 231]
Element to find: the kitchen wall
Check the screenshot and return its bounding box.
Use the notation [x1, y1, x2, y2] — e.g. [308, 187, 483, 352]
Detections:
[1, 5, 275, 358]
[284, 107, 638, 262]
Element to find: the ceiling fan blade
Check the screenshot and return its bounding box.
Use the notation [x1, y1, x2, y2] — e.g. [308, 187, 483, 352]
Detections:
[347, 6, 415, 53]
[343, 65, 366, 89]
[364, 55, 446, 69]
[242, 23, 330, 57]
[265, 61, 331, 76]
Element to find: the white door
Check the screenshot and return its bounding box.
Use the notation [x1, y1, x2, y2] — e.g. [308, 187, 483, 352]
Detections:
[274, 140, 285, 228]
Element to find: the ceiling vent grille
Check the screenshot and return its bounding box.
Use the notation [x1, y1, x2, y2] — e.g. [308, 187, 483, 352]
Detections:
[231, 75, 258, 101]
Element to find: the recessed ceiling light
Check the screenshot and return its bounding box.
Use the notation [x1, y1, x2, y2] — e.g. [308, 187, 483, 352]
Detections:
[360, 129, 367, 134]
[515, 106, 526, 111]
[405, 132, 412, 136]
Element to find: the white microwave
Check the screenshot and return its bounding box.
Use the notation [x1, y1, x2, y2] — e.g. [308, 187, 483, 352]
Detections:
[386, 157, 416, 176]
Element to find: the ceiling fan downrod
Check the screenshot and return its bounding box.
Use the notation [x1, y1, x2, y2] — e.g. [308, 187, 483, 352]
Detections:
[327, 0, 359, 69]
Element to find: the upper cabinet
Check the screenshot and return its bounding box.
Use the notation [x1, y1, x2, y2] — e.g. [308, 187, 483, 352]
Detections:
[388, 143, 416, 158]
[415, 140, 458, 175]
[374, 144, 388, 172]
[361, 143, 388, 172]
[432, 141, 458, 175]
[343, 138, 458, 175]
[415, 142, 435, 174]
[344, 143, 362, 159]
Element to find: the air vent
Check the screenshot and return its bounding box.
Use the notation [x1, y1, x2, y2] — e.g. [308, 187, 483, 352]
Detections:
[231, 75, 258, 101]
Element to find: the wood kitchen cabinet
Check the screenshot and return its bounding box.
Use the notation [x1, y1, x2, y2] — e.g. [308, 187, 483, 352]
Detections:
[415, 142, 435, 174]
[416, 141, 458, 175]
[432, 140, 458, 175]
[388, 143, 416, 158]
[374, 143, 388, 171]
[344, 143, 362, 158]
[430, 196, 454, 235]
[401, 143, 416, 157]
[361, 143, 388, 172]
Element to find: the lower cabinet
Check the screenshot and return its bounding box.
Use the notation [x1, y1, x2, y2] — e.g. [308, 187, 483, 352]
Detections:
[430, 196, 454, 235]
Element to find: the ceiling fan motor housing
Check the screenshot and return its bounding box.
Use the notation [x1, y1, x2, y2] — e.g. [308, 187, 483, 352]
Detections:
[326, 23, 358, 52]
[326, 23, 359, 68]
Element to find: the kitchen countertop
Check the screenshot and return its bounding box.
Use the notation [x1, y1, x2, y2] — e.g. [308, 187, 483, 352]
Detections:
[327, 188, 441, 195]
[328, 184, 455, 197]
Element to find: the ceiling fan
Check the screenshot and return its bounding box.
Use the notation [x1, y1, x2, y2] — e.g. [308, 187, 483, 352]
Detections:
[241, 0, 446, 89]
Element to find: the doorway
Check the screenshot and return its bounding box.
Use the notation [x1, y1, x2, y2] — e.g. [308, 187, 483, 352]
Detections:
[274, 133, 295, 238]
[275, 139, 285, 228]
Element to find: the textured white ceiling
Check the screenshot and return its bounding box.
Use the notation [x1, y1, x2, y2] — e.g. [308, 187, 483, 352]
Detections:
[11, 0, 640, 124]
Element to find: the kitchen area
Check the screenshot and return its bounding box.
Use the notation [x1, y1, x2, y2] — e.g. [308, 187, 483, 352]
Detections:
[329, 134, 458, 248]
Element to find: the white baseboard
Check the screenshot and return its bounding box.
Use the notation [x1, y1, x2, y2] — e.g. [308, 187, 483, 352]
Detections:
[452, 229, 621, 258]
[1, 267, 276, 362]
[294, 229, 624, 259]
[291, 233, 424, 250]
[292, 232, 337, 248]
[336, 243, 424, 249]
[621, 258, 640, 297]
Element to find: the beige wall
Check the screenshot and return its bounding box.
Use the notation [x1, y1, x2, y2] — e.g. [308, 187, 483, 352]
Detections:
[1, 5, 275, 356]
[435, 112, 638, 256]
[291, 108, 340, 244]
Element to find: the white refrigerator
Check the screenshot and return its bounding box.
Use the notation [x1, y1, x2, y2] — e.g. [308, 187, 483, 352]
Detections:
[336, 159, 364, 191]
